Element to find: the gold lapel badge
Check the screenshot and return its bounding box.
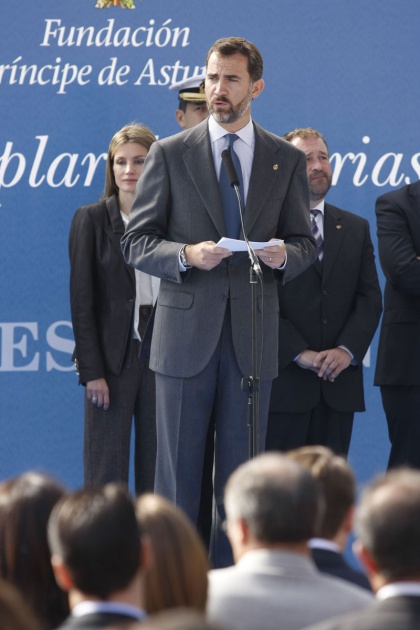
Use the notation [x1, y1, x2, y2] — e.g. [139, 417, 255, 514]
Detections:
[273, 164, 279, 170]
[336, 225, 343, 230]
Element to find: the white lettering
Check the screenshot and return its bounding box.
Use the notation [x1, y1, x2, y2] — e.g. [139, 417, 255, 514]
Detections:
[80, 152, 107, 186]
[0, 56, 92, 94]
[39, 18, 190, 49]
[134, 58, 156, 85]
[371, 153, 405, 187]
[98, 58, 130, 86]
[46, 321, 75, 372]
[46, 154, 81, 187]
[411, 153, 420, 180]
[0, 323, 40, 371]
[0, 142, 26, 187]
[29, 135, 48, 187]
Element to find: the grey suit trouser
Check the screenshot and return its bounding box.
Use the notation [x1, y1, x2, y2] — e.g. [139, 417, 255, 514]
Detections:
[84, 333, 157, 495]
[154, 305, 272, 568]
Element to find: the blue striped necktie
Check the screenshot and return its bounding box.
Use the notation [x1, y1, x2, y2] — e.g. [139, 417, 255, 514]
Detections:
[310, 209, 324, 261]
[218, 133, 244, 239]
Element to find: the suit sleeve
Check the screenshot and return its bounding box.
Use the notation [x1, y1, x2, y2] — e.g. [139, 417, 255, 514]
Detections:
[69, 207, 106, 384]
[277, 316, 310, 368]
[376, 191, 420, 297]
[276, 149, 317, 284]
[121, 141, 185, 284]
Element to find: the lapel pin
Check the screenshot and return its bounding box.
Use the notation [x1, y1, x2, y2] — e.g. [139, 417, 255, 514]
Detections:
[336, 225, 342, 230]
[273, 164, 278, 170]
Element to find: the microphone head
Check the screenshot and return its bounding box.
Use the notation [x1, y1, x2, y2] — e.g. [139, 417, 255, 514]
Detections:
[221, 149, 240, 187]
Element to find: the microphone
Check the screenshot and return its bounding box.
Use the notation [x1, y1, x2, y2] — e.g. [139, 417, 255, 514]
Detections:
[221, 149, 240, 187]
[221, 149, 262, 280]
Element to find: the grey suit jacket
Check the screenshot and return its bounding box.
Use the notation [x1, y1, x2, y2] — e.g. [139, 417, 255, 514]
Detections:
[301, 595, 420, 630]
[207, 549, 373, 630]
[122, 119, 316, 379]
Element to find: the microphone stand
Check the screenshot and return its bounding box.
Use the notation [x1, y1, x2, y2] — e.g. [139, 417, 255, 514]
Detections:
[232, 184, 263, 459]
[221, 148, 263, 459]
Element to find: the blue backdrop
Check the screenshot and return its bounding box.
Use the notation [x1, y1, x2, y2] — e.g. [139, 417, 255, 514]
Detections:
[1, 0, 419, 492]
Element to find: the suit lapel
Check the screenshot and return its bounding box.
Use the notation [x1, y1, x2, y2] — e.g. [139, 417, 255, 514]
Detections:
[105, 195, 134, 282]
[408, 180, 420, 215]
[244, 123, 284, 236]
[322, 203, 345, 283]
[182, 122, 227, 238]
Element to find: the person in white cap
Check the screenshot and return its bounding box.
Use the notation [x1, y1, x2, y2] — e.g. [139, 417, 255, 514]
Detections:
[170, 73, 209, 130]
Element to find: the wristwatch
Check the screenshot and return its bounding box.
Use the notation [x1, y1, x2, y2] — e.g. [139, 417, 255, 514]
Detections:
[179, 244, 192, 269]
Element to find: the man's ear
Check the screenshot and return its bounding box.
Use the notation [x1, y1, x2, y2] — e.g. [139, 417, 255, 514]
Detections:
[51, 555, 74, 592]
[251, 78, 264, 100]
[343, 505, 355, 535]
[175, 109, 186, 129]
[228, 516, 249, 546]
[353, 539, 377, 575]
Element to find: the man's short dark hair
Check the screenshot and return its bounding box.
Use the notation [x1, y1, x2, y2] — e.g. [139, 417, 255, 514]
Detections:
[206, 37, 263, 83]
[283, 127, 329, 154]
[287, 446, 355, 539]
[355, 468, 420, 581]
[48, 484, 140, 599]
[224, 453, 321, 543]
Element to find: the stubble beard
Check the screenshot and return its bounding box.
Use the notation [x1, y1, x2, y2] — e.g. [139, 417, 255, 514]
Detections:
[208, 86, 253, 124]
[309, 172, 333, 203]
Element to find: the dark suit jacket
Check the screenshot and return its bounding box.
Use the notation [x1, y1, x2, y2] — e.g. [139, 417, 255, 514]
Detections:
[69, 195, 135, 384]
[270, 203, 382, 413]
[303, 595, 420, 630]
[57, 610, 143, 629]
[122, 119, 316, 380]
[374, 180, 420, 386]
[311, 547, 371, 591]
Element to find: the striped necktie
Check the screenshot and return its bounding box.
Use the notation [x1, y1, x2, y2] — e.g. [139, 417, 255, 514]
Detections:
[310, 209, 324, 261]
[218, 133, 244, 239]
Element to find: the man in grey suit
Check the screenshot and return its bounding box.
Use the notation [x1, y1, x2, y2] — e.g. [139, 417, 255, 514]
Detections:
[122, 37, 315, 567]
[302, 468, 420, 630]
[207, 453, 373, 630]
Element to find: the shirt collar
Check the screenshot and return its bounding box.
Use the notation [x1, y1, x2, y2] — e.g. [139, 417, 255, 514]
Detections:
[310, 199, 325, 215]
[208, 115, 254, 148]
[72, 600, 146, 621]
[309, 538, 341, 553]
[377, 582, 420, 600]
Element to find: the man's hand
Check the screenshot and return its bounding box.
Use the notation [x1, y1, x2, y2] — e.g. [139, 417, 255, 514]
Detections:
[296, 349, 321, 373]
[254, 238, 286, 269]
[185, 241, 232, 270]
[313, 347, 352, 381]
[86, 378, 110, 410]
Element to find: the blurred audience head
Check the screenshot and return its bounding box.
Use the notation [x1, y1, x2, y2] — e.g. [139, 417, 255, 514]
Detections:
[355, 468, 420, 589]
[0, 578, 40, 630]
[286, 445, 355, 543]
[48, 483, 143, 603]
[224, 452, 321, 561]
[136, 494, 208, 614]
[0, 471, 68, 629]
